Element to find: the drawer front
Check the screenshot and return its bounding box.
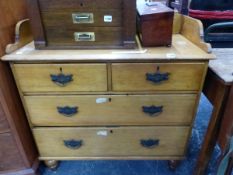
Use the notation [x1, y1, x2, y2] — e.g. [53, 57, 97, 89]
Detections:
[25, 94, 197, 126]
[38, 0, 123, 11]
[112, 63, 206, 91]
[33, 126, 189, 157]
[45, 27, 122, 47]
[42, 10, 122, 27]
[13, 64, 107, 93]
[0, 133, 24, 171]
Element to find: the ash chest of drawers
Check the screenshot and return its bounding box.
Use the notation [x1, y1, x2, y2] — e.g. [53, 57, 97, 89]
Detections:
[2, 14, 214, 170]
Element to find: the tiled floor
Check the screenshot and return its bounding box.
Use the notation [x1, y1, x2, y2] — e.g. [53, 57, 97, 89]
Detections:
[39, 94, 222, 175]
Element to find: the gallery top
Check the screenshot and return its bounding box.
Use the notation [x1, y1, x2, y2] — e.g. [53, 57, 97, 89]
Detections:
[2, 35, 214, 62]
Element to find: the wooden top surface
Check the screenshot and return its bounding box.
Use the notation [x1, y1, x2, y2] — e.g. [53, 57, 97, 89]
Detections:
[210, 49, 233, 84]
[137, 1, 173, 16]
[1, 35, 214, 62]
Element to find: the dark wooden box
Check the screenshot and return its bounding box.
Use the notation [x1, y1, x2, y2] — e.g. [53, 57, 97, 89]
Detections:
[27, 0, 136, 49]
[137, 1, 174, 47]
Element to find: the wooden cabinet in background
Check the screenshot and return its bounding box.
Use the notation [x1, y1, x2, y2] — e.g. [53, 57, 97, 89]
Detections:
[0, 0, 38, 174]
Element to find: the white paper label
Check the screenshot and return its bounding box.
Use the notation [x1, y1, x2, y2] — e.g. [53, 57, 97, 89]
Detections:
[96, 98, 108, 104]
[97, 130, 108, 136]
[104, 15, 112, 22]
[166, 53, 177, 59]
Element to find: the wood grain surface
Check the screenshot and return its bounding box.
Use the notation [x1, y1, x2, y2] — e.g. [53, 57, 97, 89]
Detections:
[33, 126, 189, 157]
[12, 63, 108, 93]
[112, 63, 206, 91]
[25, 94, 197, 126]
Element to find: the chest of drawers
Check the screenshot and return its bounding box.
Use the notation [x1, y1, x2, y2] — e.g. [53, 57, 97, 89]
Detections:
[2, 14, 214, 170]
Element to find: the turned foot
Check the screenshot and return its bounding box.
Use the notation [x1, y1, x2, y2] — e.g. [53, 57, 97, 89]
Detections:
[168, 160, 180, 171]
[44, 160, 59, 170]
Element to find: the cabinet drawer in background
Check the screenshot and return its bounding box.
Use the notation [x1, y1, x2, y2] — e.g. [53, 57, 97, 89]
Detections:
[42, 10, 122, 27]
[0, 105, 9, 133]
[0, 133, 24, 171]
[12, 64, 107, 93]
[38, 0, 123, 11]
[45, 27, 123, 47]
[112, 63, 206, 91]
[25, 94, 197, 126]
[33, 126, 189, 158]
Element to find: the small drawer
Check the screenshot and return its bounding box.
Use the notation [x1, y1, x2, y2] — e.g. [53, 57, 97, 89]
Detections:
[45, 27, 123, 47]
[38, 0, 123, 11]
[13, 64, 107, 93]
[33, 126, 189, 157]
[112, 63, 206, 91]
[25, 94, 197, 126]
[42, 10, 122, 27]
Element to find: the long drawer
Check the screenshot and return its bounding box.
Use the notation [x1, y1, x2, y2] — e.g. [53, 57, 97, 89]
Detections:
[112, 63, 206, 91]
[25, 94, 197, 126]
[33, 126, 189, 157]
[45, 27, 123, 47]
[42, 10, 122, 27]
[38, 0, 123, 11]
[12, 64, 107, 93]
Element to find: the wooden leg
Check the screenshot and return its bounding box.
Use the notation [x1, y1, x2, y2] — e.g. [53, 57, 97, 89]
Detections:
[194, 69, 230, 175]
[168, 160, 180, 171]
[44, 160, 59, 170]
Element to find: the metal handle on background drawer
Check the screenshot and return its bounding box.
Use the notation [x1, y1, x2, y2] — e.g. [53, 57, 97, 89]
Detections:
[146, 66, 170, 84]
[64, 139, 83, 149]
[74, 32, 95, 42]
[72, 13, 94, 23]
[50, 73, 73, 87]
[140, 139, 160, 149]
[142, 105, 163, 116]
[57, 106, 78, 117]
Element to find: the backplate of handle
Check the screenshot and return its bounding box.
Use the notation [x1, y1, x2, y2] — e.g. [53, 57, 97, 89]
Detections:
[142, 105, 163, 116]
[72, 13, 94, 23]
[140, 139, 160, 148]
[74, 32, 95, 42]
[64, 139, 83, 149]
[57, 106, 78, 117]
[50, 73, 73, 87]
[146, 66, 170, 84]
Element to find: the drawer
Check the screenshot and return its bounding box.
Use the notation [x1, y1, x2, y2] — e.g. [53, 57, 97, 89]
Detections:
[13, 64, 107, 93]
[0, 133, 24, 171]
[45, 27, 123, 47]
[25, 94, 197, 126]
[42, 10, 122, 27]
[33, 126, 189, 157]
[38, 0, 123, 11]
[112, 63, 206, 91]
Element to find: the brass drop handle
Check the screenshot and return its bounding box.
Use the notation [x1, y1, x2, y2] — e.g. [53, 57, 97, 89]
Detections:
[75, 15, 90, 20]
[140, 139, 160, 148]
[50, 73, 73, 87]
[64, 139, 83, 149]
[57, 106, 78, 117]
[50, 67, 73, 87]
[78, 33, 92, 40]
[74, 32, 95, 41]
[146, 66, 170, 84]
[72, 13, 94, 23]
[142, 105, 163, 116]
